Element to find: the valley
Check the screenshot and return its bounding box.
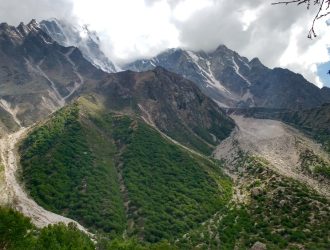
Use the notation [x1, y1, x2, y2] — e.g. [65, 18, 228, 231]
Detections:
[0, 18, 329, 249]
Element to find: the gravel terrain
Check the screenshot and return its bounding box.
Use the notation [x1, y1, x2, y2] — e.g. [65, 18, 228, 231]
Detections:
[214, 115, 330, 199]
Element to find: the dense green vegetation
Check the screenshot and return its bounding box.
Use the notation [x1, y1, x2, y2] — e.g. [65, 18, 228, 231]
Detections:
[178, 155, 330, 249]
[20, 99, 232, 243]
[165, 123, 214, 155]
[92, 113, 231, 242]
[0, 207, 94, 249]
[20, 104, 126, 234]
[19, 98, 329, 248]
[0, 206, 179, 249]
[97, 237, 176, 250]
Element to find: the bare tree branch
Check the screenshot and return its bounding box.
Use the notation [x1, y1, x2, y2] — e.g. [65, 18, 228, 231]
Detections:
[272, 0, 330, 38]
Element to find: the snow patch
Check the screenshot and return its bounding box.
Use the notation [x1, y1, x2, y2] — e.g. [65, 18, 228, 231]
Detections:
[186, 51, 232, 95]
[232, 56, 252, 86]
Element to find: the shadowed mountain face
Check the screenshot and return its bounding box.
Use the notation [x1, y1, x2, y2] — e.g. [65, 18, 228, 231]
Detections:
[0, 19, 105, 128]
[124, 46, 328, 109]
[83, 67, 235, 154]
[40, 19, 118, 73]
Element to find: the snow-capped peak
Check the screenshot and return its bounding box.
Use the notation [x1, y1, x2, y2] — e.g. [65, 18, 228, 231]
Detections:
[40, 19, 118, 73]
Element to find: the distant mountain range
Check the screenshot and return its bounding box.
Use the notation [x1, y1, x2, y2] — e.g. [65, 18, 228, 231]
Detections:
[38, 18, 330, 111]
[124, 46, 330, 109]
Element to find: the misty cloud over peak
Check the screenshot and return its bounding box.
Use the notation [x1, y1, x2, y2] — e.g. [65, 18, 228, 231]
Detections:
[1, 0, 329, 87]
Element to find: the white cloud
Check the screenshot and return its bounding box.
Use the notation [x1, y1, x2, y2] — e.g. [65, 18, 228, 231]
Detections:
[172, 0, 213, 22]
[1, 0, 330, 87]
[73, 0, 179, 64]
[0, 0, 74, 25]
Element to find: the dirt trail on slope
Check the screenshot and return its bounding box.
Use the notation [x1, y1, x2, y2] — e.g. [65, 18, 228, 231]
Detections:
[214, 115, 330, 199]
[0, 128, 91, 235]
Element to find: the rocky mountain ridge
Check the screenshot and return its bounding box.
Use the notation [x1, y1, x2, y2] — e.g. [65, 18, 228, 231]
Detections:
[125, 46, 329, 109]
[0, 19, 105, 128]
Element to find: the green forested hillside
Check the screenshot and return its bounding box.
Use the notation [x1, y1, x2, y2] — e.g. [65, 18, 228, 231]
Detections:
[0, 207, 94, 250]
[20, 103, 126, 234]
[19, 97, 231, 242]
[18, 98, 330, 248]
[93, 113, 231, 242]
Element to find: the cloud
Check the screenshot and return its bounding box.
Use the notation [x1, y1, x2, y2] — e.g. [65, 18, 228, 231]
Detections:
[174, 0, 330, 86]
[0, 0, 74, 25]
[0, 0, 329, 87]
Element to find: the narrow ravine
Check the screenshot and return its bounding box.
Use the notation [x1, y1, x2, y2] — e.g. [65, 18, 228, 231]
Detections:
[63, 47, 85, 100]
[138, 104, 210, 160]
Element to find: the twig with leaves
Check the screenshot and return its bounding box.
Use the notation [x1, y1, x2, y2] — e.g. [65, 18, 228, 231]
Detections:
[272, 0, 330, 38]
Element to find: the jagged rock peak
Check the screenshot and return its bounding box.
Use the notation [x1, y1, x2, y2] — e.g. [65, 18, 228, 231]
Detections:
[214, 44, 230, 52]
[0, 19, 42, 39]
[27, 19, 40, 30]
[250, 57, 264, 67]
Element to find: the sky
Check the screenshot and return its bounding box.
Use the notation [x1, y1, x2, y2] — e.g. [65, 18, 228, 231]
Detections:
[1, 0, 330, 88]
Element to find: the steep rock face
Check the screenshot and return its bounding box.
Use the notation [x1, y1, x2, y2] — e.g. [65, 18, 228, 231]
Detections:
[125, 46, 325, 109]
[87, 67, 235, 154]
[0, 20, 105, 128]
[40, 19, 118, 73]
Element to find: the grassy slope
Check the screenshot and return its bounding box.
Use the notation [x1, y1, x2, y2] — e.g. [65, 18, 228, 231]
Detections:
[19, 97, 231, 242]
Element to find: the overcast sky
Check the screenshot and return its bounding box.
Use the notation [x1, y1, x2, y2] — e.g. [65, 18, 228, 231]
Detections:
[1, 0, 330, 87]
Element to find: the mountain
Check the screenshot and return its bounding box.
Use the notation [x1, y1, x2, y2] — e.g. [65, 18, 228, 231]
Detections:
[0, 19, 234, 151]
[19, 96, 232, 241]
[18, 97, 330, 248]
[1, 19, 330, 250]
[16, 97, 330, 248]
[0, 19, 108, 128]
[125, 46, 327, 109]
[40, 19, 118, 73]
[83, 67, 235, 154]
